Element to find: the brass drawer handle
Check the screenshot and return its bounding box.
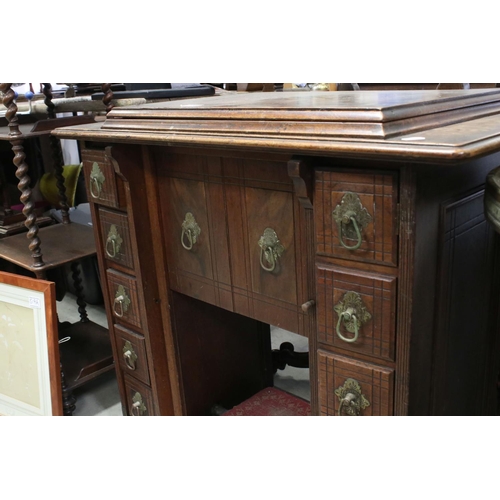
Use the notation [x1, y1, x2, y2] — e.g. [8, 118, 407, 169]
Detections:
[89, 162, 105, 199]
[105, 224, 123, 258]
[334, 291, 371, 343]
[335, 378, 370, 416]
[258, 228, 284, 273]
[122, 340, 137, 370]
[131, 392, 147, 416]
[338, 216, 362, 250]
[336, 309, 359, 343]
[332, 192, 372, 251]
[181, 212, 201, 251]
[113, 285, 131, 318]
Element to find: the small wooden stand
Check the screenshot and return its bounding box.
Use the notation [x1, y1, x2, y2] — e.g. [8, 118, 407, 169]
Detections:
[0, 83, 114, 415]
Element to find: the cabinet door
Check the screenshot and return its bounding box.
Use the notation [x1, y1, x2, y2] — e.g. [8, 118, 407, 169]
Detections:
[162, 177, 216, 303]
[318, 350, 394, 416]
[245, 187, 297, 303]
[216, 155, 301, 329]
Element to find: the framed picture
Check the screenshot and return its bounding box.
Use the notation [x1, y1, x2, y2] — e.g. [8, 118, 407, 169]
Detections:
[0, 271, 62, 416]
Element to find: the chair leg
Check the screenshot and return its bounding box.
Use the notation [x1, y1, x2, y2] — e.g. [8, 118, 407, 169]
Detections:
[60, 362, 76, 416]
[71, 261, 89, 323]
[272, 342, 309, 373]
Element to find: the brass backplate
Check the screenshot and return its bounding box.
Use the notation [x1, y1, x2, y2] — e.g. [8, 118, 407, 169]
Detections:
[334, 291, 371, 334]
[332, 192, 372, 240]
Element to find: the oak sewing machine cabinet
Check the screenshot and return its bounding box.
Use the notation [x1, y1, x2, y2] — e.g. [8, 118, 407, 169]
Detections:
[54, 89, 500, 416]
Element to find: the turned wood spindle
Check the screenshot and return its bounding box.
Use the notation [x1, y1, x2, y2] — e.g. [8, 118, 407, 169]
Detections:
[101, 83, 114, 114]
[60, 361, 76, 416]
[42, 83, 70, 224]
[0, 83, 44, 267]
[71, 261, 89, 323]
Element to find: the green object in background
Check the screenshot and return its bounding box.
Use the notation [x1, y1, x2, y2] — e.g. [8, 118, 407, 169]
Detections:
[39, 163, 82, 207]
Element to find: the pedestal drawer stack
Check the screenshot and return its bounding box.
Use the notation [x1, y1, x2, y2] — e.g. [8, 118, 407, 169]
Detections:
[314, 167, 399, 416]
[82, 146, 172, 416]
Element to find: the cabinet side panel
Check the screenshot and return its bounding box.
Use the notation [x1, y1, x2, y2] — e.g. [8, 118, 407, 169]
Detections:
[432, 190, 496, 415]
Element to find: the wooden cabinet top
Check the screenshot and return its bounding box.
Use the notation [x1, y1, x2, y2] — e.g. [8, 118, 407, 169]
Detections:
[53, 90, 500, 163]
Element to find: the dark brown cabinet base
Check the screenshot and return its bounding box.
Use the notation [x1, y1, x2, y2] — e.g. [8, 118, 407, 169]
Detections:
[55, 90, 500, 415]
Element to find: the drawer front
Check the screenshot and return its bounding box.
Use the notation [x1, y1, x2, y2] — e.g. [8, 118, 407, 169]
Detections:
[124, 375, 155, 416]
[107, 269, 143, 331]
[315, 169, 398, 266]
[318, 351, 394, 416]
[115, 324, 150, 386]
[316, 265, 397, 360]
[82, 148, 123, 208]
[99, 208, 134, 270]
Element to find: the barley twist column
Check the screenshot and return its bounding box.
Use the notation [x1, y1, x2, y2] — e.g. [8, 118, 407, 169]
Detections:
[0, 83, 44, 267]
[71, 261, 89, 323]
[42, 83, 70, 224]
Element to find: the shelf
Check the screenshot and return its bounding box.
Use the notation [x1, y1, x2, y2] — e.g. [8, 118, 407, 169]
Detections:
[0, 223, 96, 272]
[0, 115, 97, 141]
[0, 215, 53, 237]
[58, 320, 114, 391]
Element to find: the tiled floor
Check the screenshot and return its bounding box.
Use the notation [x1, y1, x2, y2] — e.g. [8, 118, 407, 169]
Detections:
[58, 294, 310, 416]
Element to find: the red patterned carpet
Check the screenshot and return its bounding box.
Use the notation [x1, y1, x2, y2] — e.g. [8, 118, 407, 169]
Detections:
[223, 387, 311, 416]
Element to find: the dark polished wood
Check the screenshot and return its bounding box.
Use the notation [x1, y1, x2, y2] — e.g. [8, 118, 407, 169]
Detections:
[43, 83, 70, 224]
[54, 90, 500, 415]
[0, 83, 44, 267]
[0, 223, 96, 272]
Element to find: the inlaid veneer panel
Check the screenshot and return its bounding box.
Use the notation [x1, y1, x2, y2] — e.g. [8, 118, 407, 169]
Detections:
[245, 187, 297, 306]
[160, 176, 214, 287]
[315, 169, 398, 266]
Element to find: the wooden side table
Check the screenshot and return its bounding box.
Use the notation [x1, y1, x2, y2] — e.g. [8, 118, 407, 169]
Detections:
[0, 83, 113, 415]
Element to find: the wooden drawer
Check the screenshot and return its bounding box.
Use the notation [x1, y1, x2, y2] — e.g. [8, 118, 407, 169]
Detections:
[106, 269, 143, 331]
[114, 324, 150, 386]
[316, 265, 397, 361]
[99, 208, 134, 271]
[82, 148, 125, 209]
[318, 350, 394, 416]
[315, 169, 398, 266]
[123, 375, 155, 416]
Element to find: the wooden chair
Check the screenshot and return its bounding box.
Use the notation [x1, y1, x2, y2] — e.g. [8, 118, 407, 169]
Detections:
[0, 83, 114, 415]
